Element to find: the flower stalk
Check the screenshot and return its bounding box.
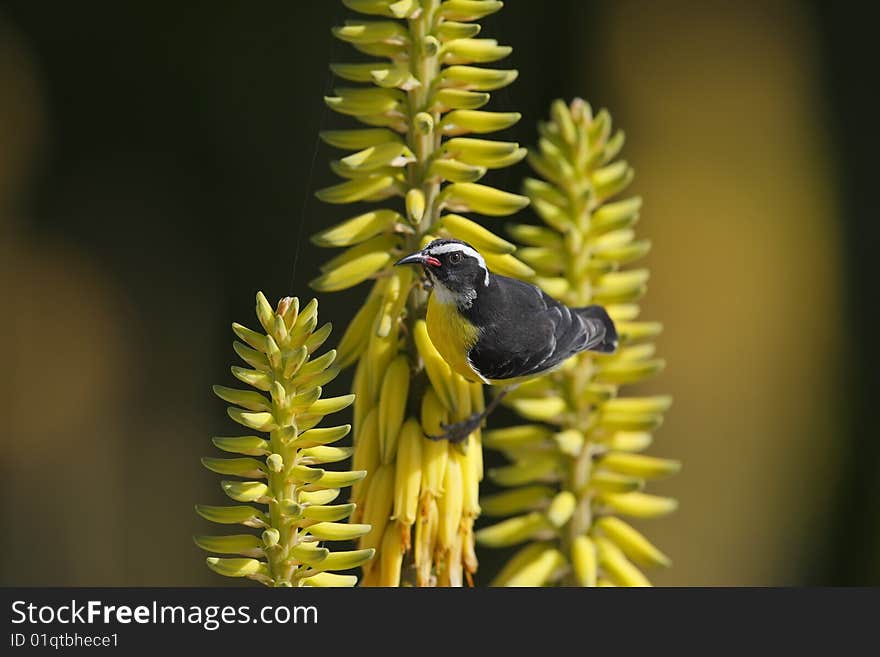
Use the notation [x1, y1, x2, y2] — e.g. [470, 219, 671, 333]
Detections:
[196, 293, 372, 586]
[314, 0, 531, 586]
[477, 99, 679, 586]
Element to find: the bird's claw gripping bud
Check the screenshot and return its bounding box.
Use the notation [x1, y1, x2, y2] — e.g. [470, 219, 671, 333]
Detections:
[430, 412, 485, 443]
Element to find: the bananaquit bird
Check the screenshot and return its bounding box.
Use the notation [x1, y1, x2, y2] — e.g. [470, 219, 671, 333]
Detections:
[396, 238, 618, 442]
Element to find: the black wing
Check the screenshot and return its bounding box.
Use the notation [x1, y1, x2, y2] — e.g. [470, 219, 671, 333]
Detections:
[465, 275, 614, 381]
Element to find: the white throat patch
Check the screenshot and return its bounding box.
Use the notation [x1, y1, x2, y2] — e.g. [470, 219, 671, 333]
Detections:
[432, 279, 477, 308]
[426, 242, 490, 287]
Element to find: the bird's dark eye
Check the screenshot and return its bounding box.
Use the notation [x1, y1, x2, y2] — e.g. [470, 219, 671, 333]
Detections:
[449, 251, 462, 265]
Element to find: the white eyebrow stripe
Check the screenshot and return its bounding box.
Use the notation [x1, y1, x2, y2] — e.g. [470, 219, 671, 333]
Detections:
[426, 242, 490, 286]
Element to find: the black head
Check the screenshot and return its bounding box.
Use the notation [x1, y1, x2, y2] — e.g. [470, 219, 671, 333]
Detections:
[395, 239, 491, 306]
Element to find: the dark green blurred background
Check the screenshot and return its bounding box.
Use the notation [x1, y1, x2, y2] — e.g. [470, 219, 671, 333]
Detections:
[2, 1, 877, 586]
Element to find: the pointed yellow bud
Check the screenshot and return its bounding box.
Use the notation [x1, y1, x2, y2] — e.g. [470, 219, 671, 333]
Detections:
[599, 492, 678, 518]
[195, 504, 266, 528]
[312, 209, 401, 247]
[220, 481, 270, 504]
[441, 65, 518, 91]
[393, 419, 423, 526]
[205, 557, 269, 581]
[439, 0, 504, 22]
[475, 512, 549, 548]
[315, 176, 396, 205]
[595, 537, 651, 587]
[571, 536, 597, 587]
[406, 188, 425, 223]
[443, 182, 529, 217]
[441, 110, 521, 135]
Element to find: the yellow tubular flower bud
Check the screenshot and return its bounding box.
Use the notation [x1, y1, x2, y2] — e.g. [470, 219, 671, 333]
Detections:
[393, 419, 424, 528]
[378, 523, 405, 586]
[437, 455, 464, 550]
[375, 355, 409, 460]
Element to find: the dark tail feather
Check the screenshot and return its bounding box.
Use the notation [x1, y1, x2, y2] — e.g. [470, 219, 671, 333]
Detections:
[577, 305, 618, 353]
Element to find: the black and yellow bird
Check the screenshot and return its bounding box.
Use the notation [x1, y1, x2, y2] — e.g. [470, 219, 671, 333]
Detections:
[396, 238, 618, 441]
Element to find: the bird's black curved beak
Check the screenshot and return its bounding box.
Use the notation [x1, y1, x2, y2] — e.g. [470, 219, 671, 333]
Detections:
[395, 250, 440, 267]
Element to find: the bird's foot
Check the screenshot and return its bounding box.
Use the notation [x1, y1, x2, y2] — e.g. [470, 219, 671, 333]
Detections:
[428, 412, 484, 443]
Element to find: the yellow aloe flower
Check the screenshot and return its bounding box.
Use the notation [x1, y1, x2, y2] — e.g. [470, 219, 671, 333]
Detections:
[313, 0, 531, 586]
[478, 99, 679, 587]
[196, 293, 372, 586]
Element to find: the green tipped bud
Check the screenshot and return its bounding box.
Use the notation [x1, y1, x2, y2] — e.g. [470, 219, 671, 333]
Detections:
[195, 504, 267, 528]
[599, 452, 681, 480]
[439, 0, 504, 22]
[503, 547, 566, 587]
[606, 431, 654, 453]
[226, 407, 276, 432]
[310, 252, 392, 292]
[280, 499, 303, 518]
[266, 453, 284, 473]
[431, 158, 486, 183]
[438, 213, 516, 254]
[307, 522, 372, 541]
[201, 457, 265, 478]
[443, 38, 511, 64]
[211, 435, 268, 456]
[315, 469, 367, 488]
[595, 537, 651, 587]
[436, 21, 482, 41]
[231, 323, 267, 353]
[289, 542, 330, 565]
[489, 456, 558, 487]
[308, 394, 356, 416]
[441, 110, 521, 135]
[423, 35, 440, 57]
[299, 445, 354, 464]
[442, 182, 529, 217]
[434, 88, 490, 110]
[331, 21, 409, 46]
[255, 292, 274, 334]
[212, 385, 270, 412]
[550, 99, 576, 145]
[301, 572, 358, 587]
[321, 128, 403, 150]
[292, 465, 325, 484]
[480, 485, 555, 517]
[265, 335, 282, 370]
[599, 492, 679, 519]
[545, 491, 576, 528]
[596, 517, 671, 568]
[475, 512, 550, 548]
[230, 366, 271, 391]
[298, 489, 341, 506]
[261, 528, 280, 549]
[233, 341, 269, 371]
[414, 111, 434, 135]
[313, 548, 375, 572]
[315, 176, 396, 205]
[302, 503, 357, 522]
[294, 424, 352, 448]
[205, 557, 269, 580]
[406, 188, 425, 223]
[221, 480, 270, 503]
[441, 65, 518, 91]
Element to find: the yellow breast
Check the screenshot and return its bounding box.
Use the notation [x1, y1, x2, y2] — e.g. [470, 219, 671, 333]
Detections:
[426, 294, 483, 382]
